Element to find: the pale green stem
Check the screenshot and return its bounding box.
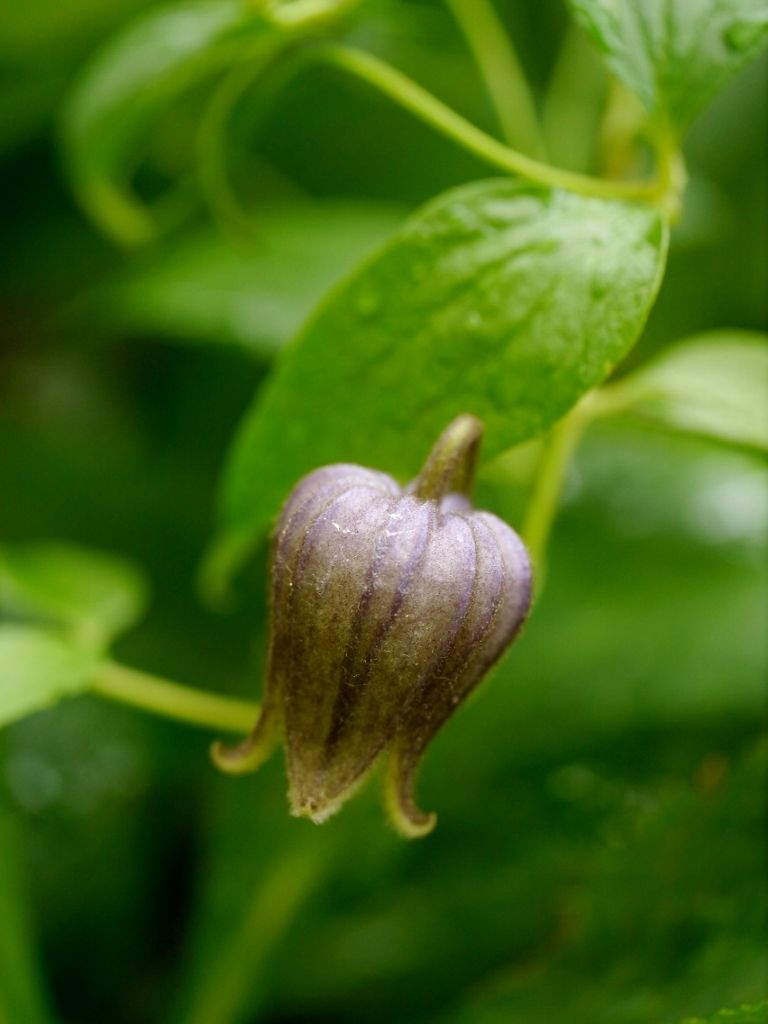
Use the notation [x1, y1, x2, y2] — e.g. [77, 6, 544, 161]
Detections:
[587, 379, 647, 419]
[651, 119, 687, 222]
[197, 56, 274, 234]
[311, 45, 665, 204]
[517, 373, 680, 570]
[522, 401, 592, 570]
[0, 814, 55, 1024]
[256, 0, 358, 29]
[179, 846, 327, 1024]
[445, 0, 546, 157]
[542, 21, 607, 173]
[92, 661, 258, 734]
[597, 79, 648, 181]
[197, 49, 311, 236]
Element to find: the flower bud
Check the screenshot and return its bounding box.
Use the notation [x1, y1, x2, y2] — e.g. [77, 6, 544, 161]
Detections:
[213, 416, 532, 836]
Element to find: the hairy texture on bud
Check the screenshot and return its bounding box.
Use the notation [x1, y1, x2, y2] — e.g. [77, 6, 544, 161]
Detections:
[213, 416, 532, 837]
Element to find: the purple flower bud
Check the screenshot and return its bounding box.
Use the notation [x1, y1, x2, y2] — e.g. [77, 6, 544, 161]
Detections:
[213, 416, 532, 836]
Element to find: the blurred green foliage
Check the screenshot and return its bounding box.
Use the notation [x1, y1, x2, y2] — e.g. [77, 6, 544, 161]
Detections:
[0, 1, 766, 1023]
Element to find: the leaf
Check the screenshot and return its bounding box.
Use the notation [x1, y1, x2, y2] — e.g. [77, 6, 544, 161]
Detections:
[604, 331, 768, 450]
[0, 542, 149, 650]
[0, 626, 98, 729]
[681, 1003, 768, 1024]
[568, 0, 768, 129]
[60, 0, 284, 244]
[214, 178, 667, 581]
[91, 202, 404, 356]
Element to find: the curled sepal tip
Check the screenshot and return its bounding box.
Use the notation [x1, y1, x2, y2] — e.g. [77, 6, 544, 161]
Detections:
[211, 704, 280, 775]
[384, 748, 436, 839]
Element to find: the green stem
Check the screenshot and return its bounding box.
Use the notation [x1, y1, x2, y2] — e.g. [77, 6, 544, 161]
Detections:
[179, 846, 326, 1024]
[522, 400, 591, 570]
[445, 0, 546, 157]
[196, 48, 309, 236]
[310, 45, 663, 203]
[0, 813, 55, 1024]
[587, 378, 646, 419]
[92, 661, 258, 734]
[651, 119, 687, 222]
[256, 0, 358, 29]
[412, 414, 484, 501]
[542, 21, 607, 173]
[196, 56, 273, 234]
[597, 79, 647, 182]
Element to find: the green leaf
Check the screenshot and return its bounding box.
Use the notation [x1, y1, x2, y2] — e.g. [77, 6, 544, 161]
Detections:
[681, 1002, 768, 1024]
[568, 0, 768, 129]
[604, 331, 768, 450]
[214, 178, 667, 581]
[0, 542, 149, 650]
[60, 0, 283, 244]
[0, 626, 98, 729]
[92, 202, 404, 356]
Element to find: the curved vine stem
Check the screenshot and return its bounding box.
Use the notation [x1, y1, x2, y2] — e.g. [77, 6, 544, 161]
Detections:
[308, 45, 673, 205]
[196, 44, 310, 235]
[92, 661, 258, 734]
[191, 40, 683, 218]
[197, 56, 273, 235]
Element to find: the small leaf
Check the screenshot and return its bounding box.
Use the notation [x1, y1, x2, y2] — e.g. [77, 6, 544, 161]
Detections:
[0, 626, 98, 729]
[60, 0, 283, 244]
[568, 0, 768, 129]
[214, 178, 667, 580]
[0, 542, 149, 650]
[605, 331, 768, 450]
[92, 202, 404, 355]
